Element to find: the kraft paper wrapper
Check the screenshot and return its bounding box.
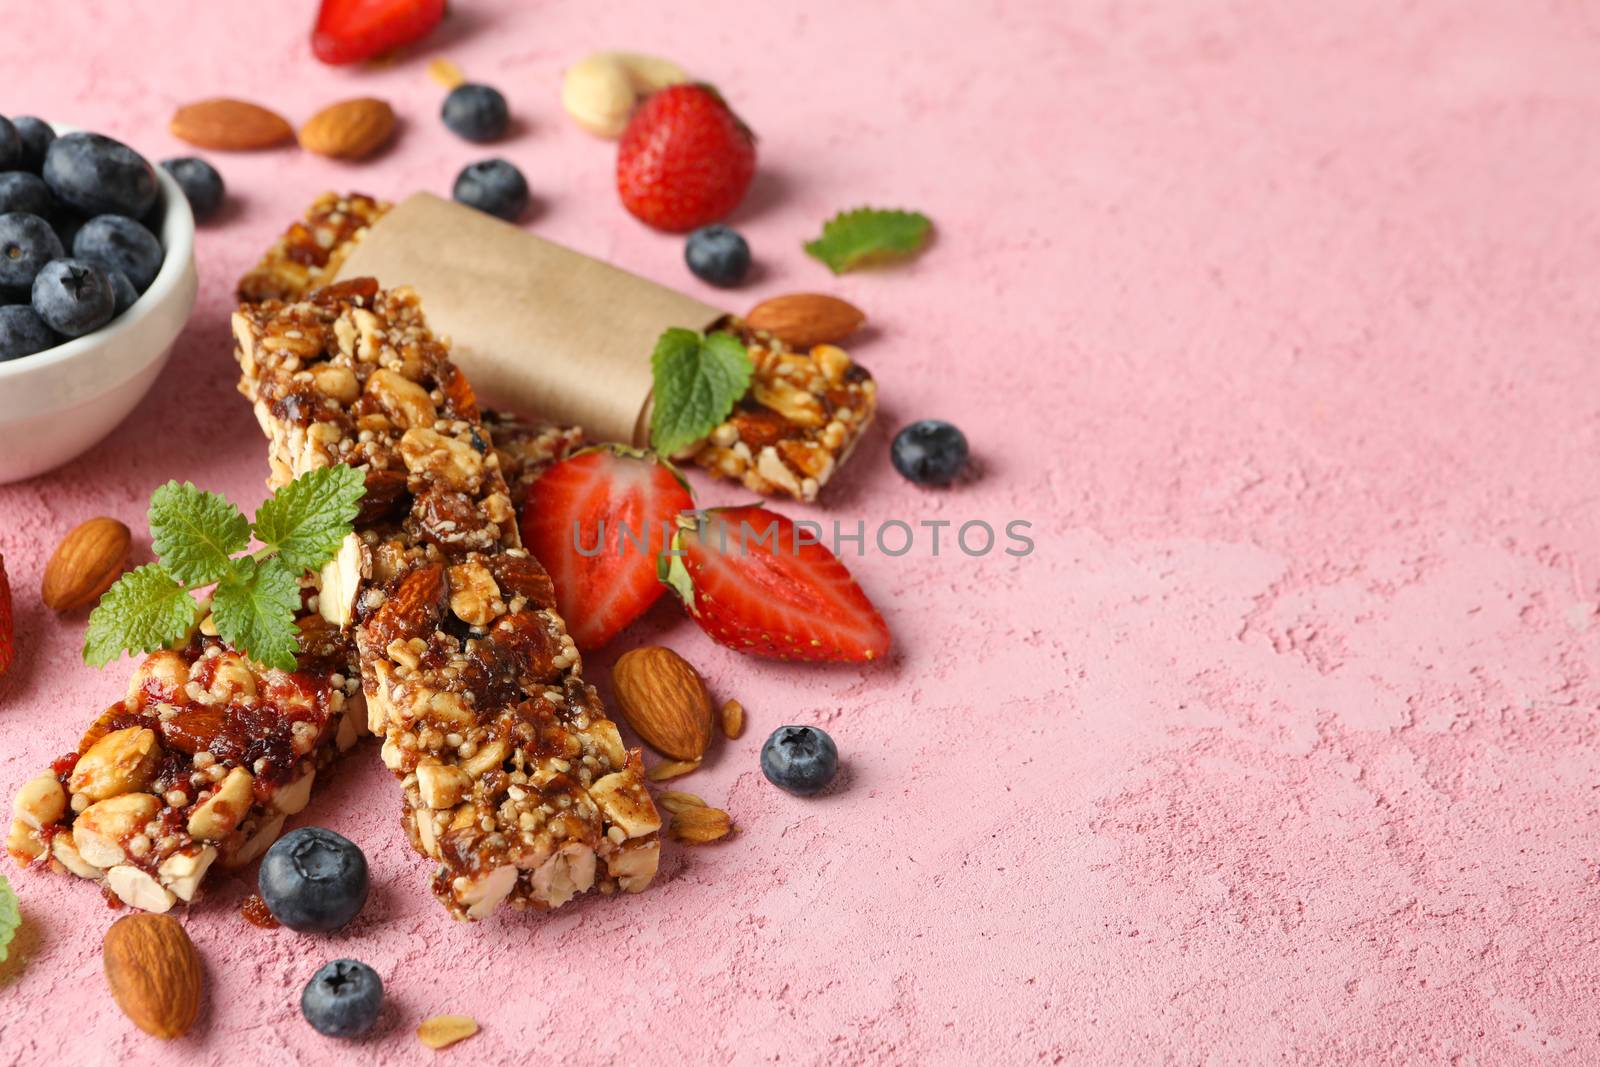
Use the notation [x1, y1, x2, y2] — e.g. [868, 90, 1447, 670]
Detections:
[333, 192, 724, 445]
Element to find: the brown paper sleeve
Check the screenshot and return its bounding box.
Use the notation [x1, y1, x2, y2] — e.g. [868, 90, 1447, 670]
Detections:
[332, 192, 725, 445]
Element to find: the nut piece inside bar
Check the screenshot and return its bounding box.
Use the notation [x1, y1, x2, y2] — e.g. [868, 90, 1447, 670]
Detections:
[5, 611, 363, 911]
[233, 281, 661, 919]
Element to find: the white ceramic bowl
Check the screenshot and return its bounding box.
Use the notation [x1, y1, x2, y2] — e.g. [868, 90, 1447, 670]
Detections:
[0, 132, 197, 484]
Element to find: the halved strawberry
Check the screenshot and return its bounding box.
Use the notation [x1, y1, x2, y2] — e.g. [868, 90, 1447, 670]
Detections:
[0, 554, 12, 679]
[661, 506, 890, 663]
[312, 0, 446, 65]
[520, 447, 694, 652]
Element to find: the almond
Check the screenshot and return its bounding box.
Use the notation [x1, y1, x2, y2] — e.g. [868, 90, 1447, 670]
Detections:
[42, 517, 130, 611]
[667, 805, 732, 844]
[418, 1014, 479, 1050]
[299, 98, 396, 160]
[102, 913, 203, 1039]
[612, 647, 713, 761]
[170, 98, 294, 150]
[746, 293, 866, 350]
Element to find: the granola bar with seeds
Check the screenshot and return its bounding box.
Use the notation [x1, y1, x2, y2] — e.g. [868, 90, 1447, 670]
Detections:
[233, 280, 661, 918]
[239, 192, 875, 501]
[5, 607, 363, 911]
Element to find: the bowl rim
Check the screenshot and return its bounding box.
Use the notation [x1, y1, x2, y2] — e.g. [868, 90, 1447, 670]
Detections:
[0, 124, 197, 384]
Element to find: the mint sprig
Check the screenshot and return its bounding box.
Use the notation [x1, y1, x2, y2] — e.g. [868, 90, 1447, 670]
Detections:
[649, 328, 754, 457]
[84, 466, 365, 672]
[0, 874, 17, 963]
[803, 207, 932, 274]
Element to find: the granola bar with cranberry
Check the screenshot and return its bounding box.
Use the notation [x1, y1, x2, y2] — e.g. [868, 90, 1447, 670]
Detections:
[5, 609, 362, 911]
[233, 279, 660, 919]
[239, 192, 875, 501]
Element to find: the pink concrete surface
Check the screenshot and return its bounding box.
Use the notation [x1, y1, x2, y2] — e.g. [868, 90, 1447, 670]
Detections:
[3, 0, 1600, 1063]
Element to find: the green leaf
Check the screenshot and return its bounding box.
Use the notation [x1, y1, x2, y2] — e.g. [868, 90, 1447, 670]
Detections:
[0, 874, 17, 963]
[83, 564, 200, 668]
[252, 465, 367, 572]
[148, 481, 250, 585]
[803, 207, 933, 274]
[649, 329, 754, 457]
[211, 558, 302, 672]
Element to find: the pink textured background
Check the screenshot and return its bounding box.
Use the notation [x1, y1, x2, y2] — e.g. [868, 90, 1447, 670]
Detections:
[3, 1, 1600, 1062]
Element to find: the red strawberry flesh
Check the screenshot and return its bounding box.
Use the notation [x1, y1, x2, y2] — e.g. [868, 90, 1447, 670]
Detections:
[616, 85, 757, 232]
[521, 449, 693, 652]
[674, 506, 889, 663]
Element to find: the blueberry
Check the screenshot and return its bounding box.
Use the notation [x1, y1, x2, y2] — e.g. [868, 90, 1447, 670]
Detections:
[760, 725, 840, 796]
[73, 215, 163, 292]
[43, 132, 158, 219]
[160, 157, 224, 223]
[301, 959, 383, 1039]
[11, 117, 55, 173]
[452, 159, 528, 221]
[259, 826, 369, 932]
[106, 270, 138, 317]
[0, 173, 54, 218]
[0, 118, 19, 171]
[0, 212, 65, 301]
[0, 305, 59, 361]
[442, 83, 510, 143]
[684, 225, 751, 287]
[31, 258, 113, 338]
[890, 420, 969, 486]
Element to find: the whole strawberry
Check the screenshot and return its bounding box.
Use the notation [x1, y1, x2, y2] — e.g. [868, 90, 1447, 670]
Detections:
[617, 85, 755, 233]
[0, 554, 12, 679]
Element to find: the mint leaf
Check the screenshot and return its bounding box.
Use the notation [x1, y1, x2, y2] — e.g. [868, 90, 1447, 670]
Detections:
[650, 329, 754, 456]
[212, 557, 302, 672]
[0, 874, 16, 963]
[803, 208, 932, 274]
[252, 465, 366, 572]
[149, 481, 250, 585]
[83, 564, 198, 667]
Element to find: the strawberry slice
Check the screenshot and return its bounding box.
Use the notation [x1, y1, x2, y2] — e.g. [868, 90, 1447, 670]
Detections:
[520, 448, 694, 652]
[312, 0, 446, 65]
[0, 554, 12, 679]
[661, 506, 890, 663]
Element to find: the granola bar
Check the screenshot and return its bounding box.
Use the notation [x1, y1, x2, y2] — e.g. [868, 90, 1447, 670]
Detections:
[5, 609, 362, 912]
[239, 192, 875, 501]
[233, 279, 661, 919]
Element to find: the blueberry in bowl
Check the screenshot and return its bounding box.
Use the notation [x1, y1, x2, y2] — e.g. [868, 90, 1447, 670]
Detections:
[0, 119, 196, 484]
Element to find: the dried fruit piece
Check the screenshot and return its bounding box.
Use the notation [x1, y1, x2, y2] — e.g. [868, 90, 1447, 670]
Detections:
[418, 1014, 479, 1049]
[612, 646, 713, 760]
[720, 699, 745, 739]
[170, 99, 295, 151]
[667, 805, 731, 844]
[746, 293, 866, 350]
[102, 913, 203, 1039]
[42, 517, 131, 611]
[647, 758, 701, 782]
[299, 98, 397, 160]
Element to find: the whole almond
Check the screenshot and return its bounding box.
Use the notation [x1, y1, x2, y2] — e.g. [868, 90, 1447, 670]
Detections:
[170, 98, 294, 150]
[299, 98, 396, 160]
[42, 517, 130, 612]
[612, 647, 713, 760]
[746, 293, 866, 350]
[103, 913, 203, 1040]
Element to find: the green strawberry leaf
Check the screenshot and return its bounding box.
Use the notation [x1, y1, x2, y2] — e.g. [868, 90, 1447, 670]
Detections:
[83, 564, 200, 668]
[803, 208, 933, 274]
[649, 328, 753, 457]
[148, 481, 250, 586]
